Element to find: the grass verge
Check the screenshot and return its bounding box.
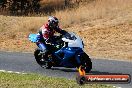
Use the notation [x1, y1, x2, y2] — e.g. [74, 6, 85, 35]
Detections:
[0, 72, 113, 88]
[0, 0, 132, 61]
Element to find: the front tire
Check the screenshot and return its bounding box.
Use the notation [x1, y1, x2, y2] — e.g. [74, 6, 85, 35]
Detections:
[34, 49, 52, 69]
[80, 53, 92, 73]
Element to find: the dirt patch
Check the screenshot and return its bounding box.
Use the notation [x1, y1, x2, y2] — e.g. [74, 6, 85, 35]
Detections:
[79, 24, 132, 61]
[0, 22, 132, 61]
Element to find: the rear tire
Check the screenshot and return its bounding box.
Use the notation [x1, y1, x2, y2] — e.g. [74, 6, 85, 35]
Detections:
[34, 49, 52, 69]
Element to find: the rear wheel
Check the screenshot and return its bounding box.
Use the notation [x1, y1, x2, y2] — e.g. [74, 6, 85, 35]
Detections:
[34, 49, 52, 69]
[80, 53, 92, 73]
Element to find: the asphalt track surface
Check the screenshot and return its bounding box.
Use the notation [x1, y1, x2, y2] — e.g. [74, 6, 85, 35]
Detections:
[0, 51, 132, 88]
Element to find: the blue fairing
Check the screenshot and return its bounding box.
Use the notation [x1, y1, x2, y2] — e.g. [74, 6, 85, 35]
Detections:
[28, 34, 38, 43]
[55, 47, 83, 67]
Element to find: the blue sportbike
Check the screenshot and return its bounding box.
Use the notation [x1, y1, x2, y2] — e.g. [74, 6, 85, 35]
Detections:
[28, 32, 92, 73]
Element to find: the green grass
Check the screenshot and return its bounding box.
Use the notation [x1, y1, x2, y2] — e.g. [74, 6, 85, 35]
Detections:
[0, 72, 114, 88]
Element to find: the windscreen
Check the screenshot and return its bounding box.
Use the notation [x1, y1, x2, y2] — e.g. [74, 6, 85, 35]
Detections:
[63, 32, 84, 49]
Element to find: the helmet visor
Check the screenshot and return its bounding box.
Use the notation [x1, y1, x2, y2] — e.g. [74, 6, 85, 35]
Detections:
[52, 21, 58, 27]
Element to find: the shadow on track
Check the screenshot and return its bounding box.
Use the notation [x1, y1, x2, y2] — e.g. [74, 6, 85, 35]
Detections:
[51, 67, 77, 72]
[50, 67, 123, 75]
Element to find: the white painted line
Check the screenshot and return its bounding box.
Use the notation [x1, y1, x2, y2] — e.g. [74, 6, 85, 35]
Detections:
[113, 86, 122, 88]
[0, 70, 6, 72]
[8, 71, 13, 73]
[0, 70, 26, 74]
[107, 85, 122, 88]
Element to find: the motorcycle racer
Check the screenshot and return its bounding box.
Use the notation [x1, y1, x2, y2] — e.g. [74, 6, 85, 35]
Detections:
[36, 16, 67, 53]
[29, 31, 92, 72]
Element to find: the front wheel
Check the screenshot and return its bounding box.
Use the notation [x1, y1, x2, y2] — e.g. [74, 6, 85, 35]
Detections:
[34, 49, 52, 69]
[79, 53, 92, 73]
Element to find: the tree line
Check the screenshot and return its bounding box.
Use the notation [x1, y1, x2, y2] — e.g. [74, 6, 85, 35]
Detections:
[0, 0, 40, 15]
[0, 0, 90, 16]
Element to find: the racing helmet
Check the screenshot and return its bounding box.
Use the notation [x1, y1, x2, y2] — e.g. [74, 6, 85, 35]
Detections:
[48, 16, 59, 29]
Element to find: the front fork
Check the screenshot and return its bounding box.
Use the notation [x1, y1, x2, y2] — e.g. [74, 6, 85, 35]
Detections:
[75, 54, 81, 67]
[75, 51, 85, 67]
